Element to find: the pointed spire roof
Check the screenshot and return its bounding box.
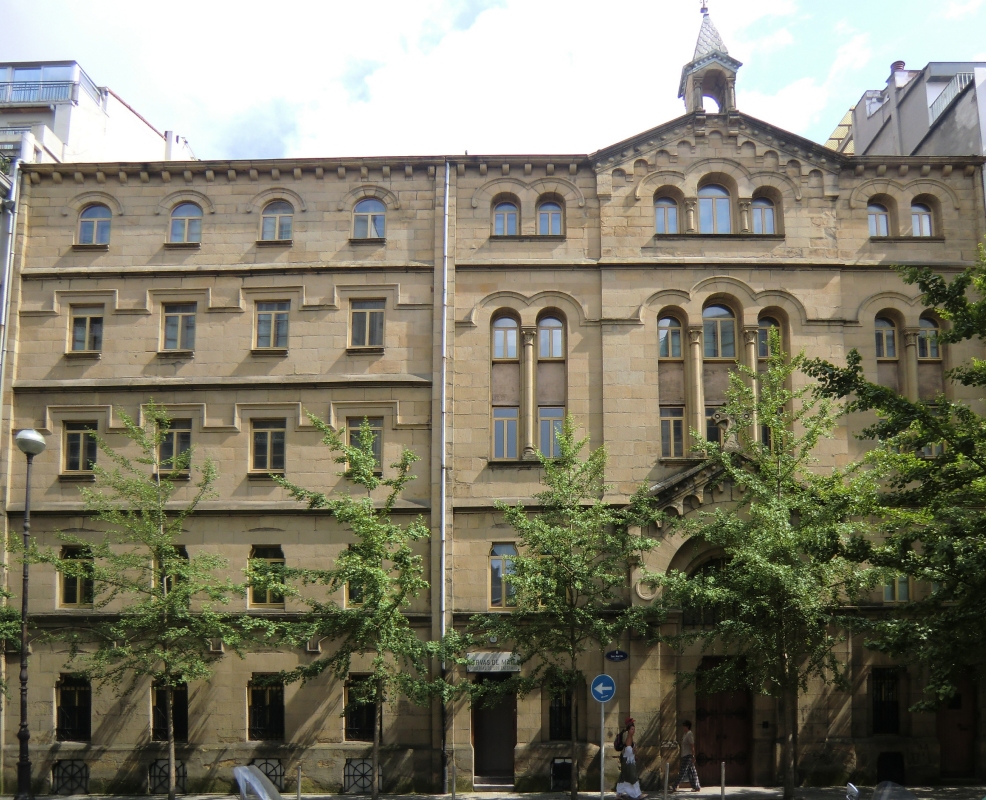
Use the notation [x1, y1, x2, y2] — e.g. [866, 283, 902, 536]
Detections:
[693, 6, 728, 59]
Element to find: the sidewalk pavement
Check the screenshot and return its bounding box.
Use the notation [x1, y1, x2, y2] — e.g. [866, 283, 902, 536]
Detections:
[3, 788, 984, 800]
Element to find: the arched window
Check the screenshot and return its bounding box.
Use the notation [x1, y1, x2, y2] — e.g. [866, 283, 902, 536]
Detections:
[875, 317, 897, 359]
[752, 197, 775, 235]
[493, 202, 518, 236]
[683, 557, 728, 627]
[658, 316, 682, 358]
[918, 317, 940, 359]
[698, 185, 730, 234]
[758, 317, 781, 359]
[261, 200, 293, 241]
[493, 317, 518, 360]
[77, 204, 111, 245]
[703, 305, 735, 358]
[538, 317, 563, 359]
[537, 201, 562, 236]
[169, 202, 203, 243]
[868, 203, 890, 237]
[489, 543, 517, 608]
[655, 197, 679, 234]
[354, 198, 386, 239]
[911, 203, 933, 237]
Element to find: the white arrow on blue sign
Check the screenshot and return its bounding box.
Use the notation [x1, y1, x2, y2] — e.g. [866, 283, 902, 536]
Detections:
[590, 673, 616, 703]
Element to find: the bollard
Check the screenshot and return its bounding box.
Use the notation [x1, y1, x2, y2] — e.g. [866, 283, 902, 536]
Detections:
[297, 764, 302, 800]
[720, 761, 725, 799]
[663, 762, 670, 800]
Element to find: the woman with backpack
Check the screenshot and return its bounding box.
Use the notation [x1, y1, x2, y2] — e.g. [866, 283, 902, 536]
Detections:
[615, 716, 645, 799]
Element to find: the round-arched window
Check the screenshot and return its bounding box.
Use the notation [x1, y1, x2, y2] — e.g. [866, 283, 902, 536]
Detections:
[538, 317, 564, 359]
[655, 197, 679, 234]
[918, 317, 940, 359]
[758, 316, 781, 358]
[354, 198, 386, 239]
[493, 317, 519, 359]
[752, 197, 775, 235]
[78, 204, 112, 245]
[658, 316, 682, 358]
[875, 317, 897, 359]
[911, 203, 933, 237]
[170, 202, 203, 243]
[868, 203, 890, 237]
[698, 185, 731, 234]
[494, 202, 518, 236]
[261, 200, 294, 241]
[703, 305, 735, 358]
[537, 201, 562, 236]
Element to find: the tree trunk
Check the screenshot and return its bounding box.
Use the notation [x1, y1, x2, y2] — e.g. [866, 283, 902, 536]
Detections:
[570, 688, 578, 800]
[166, 685, 176, 800]
[371, 679, 382, 800]
[778, 683, 797, 800]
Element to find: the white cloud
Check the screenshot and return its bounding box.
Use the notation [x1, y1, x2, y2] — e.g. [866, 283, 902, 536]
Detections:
[944, 0, 984, 19]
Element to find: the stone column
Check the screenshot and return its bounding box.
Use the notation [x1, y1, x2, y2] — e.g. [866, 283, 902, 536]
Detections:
[688, 326, 705, 452]
[522, 327, 537, 458]
[744, 327, 761, 443]
[685, 200, 697, 233]
[903, 328, 920, 401]
[739, 199, 752, 233]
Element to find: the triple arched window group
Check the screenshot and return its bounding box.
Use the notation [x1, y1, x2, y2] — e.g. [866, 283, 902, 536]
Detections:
[653, 185, 776, 235]
[867, 199, 938, 237]
[76, 198, 390, 246]
[491, 197, 564, 237]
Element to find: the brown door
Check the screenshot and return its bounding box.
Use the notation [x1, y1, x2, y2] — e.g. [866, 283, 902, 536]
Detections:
[937, 676, 977, 777]
[473, 674, 516, 778]
[695, 664, 752, 786]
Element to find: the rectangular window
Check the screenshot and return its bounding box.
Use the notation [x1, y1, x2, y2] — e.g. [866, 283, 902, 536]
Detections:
[706, 407, 723, 445]
[60, 547, 94, 607]
[549, 691, 574, 741]
[345, 677, 375, 741]
[872, 668, 900, 735]
[489, 543, 517, 608]
[70, 306, 103, 352]
[661, 407, 685, 458]
[248, 675, 285, 741]
[57, 676, 92, 742]
[64, 422, 98, 473]
[493, 407, 519, 459]
[256, 301, 289, 349]
[163, 303, 196, 351]
[539, 407, 564, 457]
[350, 300, 385, 347]
[883, 575, 910, 603]
[152, 682, 189, 742]
[159, 419, 192, 472]
[252, 420, 286, 473]
[347, 417, 383, 470]
[249, 546, 285, 607]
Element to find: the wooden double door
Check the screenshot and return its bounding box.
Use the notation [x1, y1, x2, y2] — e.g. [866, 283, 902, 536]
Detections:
[695, 664, 752, 786]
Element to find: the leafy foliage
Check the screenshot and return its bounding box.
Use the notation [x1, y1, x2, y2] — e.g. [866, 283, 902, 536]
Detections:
[471, 416, 661, 800]
[656, 338, 879, 799]
[30, 402, 244, 800]
[805, 246, 986, 706]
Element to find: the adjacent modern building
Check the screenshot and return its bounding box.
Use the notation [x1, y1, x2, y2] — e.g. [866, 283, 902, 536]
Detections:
[0, 61, 194, 165]
[1, 11, 984, 795]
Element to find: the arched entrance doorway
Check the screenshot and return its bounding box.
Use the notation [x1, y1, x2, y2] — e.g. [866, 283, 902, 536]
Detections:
[695, 658, 752, 786]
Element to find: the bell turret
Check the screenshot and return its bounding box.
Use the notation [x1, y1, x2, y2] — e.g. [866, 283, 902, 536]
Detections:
[678, 2, 742, 114]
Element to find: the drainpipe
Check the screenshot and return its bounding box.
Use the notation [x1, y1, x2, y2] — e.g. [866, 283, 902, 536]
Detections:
[440, 160, 451, 793]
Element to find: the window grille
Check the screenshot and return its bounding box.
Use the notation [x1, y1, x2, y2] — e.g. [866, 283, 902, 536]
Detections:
[51, 760, 89, 795]
[149, 759, 187, 794]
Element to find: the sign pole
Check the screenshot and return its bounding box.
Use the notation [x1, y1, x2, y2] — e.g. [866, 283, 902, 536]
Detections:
[600, 698, 605, 800]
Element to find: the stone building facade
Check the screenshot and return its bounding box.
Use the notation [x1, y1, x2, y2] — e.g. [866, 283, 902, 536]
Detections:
[1, 11, 984, 794]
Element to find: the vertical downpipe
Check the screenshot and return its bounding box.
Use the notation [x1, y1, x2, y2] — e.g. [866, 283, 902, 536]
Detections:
[440, 161, 451, 794]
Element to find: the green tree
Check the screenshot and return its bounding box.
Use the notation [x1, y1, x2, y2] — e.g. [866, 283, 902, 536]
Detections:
[471, 416, 660, 800]
[805, 245, 986, 706]
[258, 416, 452, 800]
[32, 403, 245, 800]
[656, 339, 877, 799]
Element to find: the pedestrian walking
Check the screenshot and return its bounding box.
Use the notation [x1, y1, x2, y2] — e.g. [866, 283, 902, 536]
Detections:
[670, 719, 701, 793]
[615, 716, 646, 799]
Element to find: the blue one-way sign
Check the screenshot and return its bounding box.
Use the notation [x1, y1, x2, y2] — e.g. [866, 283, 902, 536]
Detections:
[590, 673, 616, 703]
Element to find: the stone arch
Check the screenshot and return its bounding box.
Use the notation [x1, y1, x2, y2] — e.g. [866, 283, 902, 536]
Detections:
[62, 191, 124, 218]
[338, 184, 400, 212]
[855, 290, 924, 328]
[472, 289, 591, 329]
[683, 158, 753, 197]
[904, 178, 960, 210]
[748, 170, 802, 202]
[470, 177, 534, 210]
[156, 189, 216, 216]
[247, 187, 308, 215]
[530, 177, 585, 209]
[634, 169, 686, 201]
[848, 178, 907, 210]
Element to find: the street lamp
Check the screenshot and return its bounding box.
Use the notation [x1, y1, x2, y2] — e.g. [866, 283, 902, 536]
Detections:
[14, 429, 45, 800]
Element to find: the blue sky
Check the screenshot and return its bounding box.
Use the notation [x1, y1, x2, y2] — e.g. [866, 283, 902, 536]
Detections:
[5, 0, 986, 160]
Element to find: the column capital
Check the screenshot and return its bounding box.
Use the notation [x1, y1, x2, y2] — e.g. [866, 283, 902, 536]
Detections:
[521, 327, 537, 345]
[687, 325, 703, 344]
[743, 326, 759, 345]
[903, 328, 920, 347]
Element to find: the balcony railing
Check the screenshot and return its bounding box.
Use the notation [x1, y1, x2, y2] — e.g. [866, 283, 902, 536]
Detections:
[929, 72, 974, 125]
[0, 81, 75, 104]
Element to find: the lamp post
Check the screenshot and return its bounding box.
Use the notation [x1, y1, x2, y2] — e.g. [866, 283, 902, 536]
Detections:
[14, 429, 45, 800]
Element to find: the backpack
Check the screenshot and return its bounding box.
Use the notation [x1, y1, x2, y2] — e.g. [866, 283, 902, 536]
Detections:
[614, 728, 625, 751]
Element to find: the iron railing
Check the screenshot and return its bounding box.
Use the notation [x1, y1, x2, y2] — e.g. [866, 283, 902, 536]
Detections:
[0, 80, 74, 104]
[930, 72, 974, 124]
